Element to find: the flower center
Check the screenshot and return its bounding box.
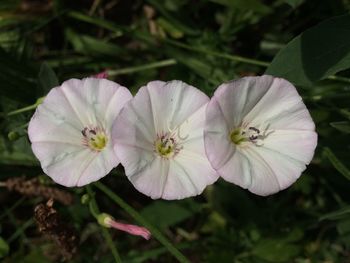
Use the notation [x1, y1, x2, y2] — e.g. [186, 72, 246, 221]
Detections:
[230, 126, 264, 146]
[82, 126, 108, 151]
[154, 132, 183, 159]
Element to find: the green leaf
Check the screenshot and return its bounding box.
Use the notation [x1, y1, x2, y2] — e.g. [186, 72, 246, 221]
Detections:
[65, 28, 125, 57]
[0, 237, 9, 258]
[252, 238, 300, 262]
[37, 62, 59, 95]
[266, 14, 350, 86]
[330, 121, 350, 134]
[323, 147, 350, 180]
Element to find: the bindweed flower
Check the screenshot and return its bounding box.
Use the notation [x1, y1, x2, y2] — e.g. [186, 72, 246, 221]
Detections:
[98, 213, 151, 240]
[204, 75, 317, 196]
[112, 80, 218, 200]
[28, 78, 132, 187]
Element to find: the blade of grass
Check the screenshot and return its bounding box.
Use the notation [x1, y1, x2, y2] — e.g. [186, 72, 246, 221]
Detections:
[323, 147, 350, 181]
[7, 218, 33, 244]
[94, 182, 190, 263]
[107, 59, 177, 76]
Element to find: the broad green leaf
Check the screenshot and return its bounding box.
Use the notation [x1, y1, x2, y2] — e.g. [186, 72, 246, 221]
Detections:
[38, 62, 59, 95]
[266, 14, 350, 86]
[0, 237, 9, 258]
[252, 238, 300, 262]
[323, 147, 350, 181]
[330, 121, 350, 134]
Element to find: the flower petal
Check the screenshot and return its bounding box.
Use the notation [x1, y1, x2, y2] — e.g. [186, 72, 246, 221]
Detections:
[204, 96, 235, 170]
[28, 78, 131, 187]
[108, 220, 151, 240]
[241, 76, 313, 130]
[240, 145, 307, 195]
[204, 75, 317, 195]
[212, 77, 271, 129]
[114, 80, 217, 199]
[145, 80, 210, 133]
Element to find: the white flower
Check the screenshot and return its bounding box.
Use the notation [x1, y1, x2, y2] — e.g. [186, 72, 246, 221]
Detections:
[28, 78, 132, 187]
[112, 80, 218, 200]
[204, 75, 317, 196]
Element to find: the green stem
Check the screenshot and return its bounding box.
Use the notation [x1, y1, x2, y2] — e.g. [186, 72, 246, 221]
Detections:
[86, 186, 122, 263]
[94, 182, 190, 263]
[8, 218, 34, 244]
[101, 227, 122, 263]
[0, 197, 25, 221]
[325, 75, 350, 84]
[107, 59, 177, 76]
[6, 104, 38, 116]
[164, 38, 270, 67]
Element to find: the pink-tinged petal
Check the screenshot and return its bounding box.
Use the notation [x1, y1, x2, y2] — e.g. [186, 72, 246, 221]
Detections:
[113, 84, 158, 146]
[60, 78, 131, 128]
[204, 75, 317, 196]
[145, 80, 209, 133]
[204, 96, 235, 170]
[29, 78, 130, 187]
[130, 158, 169, 199]
[240, 146, 307, 196]
[93, 71, 108, 79]
[164, 150, 217, 199]
[114, 80, 216, 199]
[263, 130, 317, 164]
[33, 142, 117, 187]
[107, 219, 151, 240]
[213, 77, 271, 129]
[28, 105, 82, 145]
[217, 150, 252, 189]
[241, 76, 313, 130]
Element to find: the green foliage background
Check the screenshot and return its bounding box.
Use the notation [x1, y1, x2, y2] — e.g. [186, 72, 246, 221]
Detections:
[1, 0, 350, 262]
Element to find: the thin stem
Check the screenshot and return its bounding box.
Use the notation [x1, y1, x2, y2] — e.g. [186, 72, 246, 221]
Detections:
[0, 196, 25, 221]
[107, 59, 177, 76]
[86, 186, 122, 263]
[326, 75, 350, 83]
[94, 182, 190, 263]
[89, 0, 102, 15]
[6, 103, 38, 116]
[8, 218, 34, 244]
[164, 38, 270, 67]
[100, 226, 122, 263]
